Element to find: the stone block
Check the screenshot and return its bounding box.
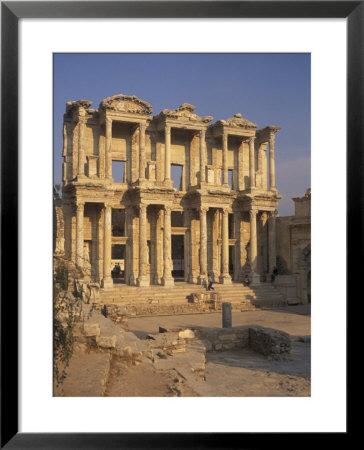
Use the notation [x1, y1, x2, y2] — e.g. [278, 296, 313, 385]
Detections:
[96, 335, 117, 349]
[83, 323, 101, 337]
[179, 329, 195, 339]
[218, 333, 237, 342]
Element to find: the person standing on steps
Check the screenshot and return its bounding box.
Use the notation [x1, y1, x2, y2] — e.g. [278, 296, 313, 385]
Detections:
[271, 266, 278, 283]
[207, 273, 215, 291]
[243, 274, 250, 287]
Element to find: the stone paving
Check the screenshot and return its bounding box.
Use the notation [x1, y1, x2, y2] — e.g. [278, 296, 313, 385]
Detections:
[127, 304, 311, 339]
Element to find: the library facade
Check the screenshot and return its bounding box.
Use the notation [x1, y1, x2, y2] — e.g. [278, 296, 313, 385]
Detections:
[59, 94, 281, 289]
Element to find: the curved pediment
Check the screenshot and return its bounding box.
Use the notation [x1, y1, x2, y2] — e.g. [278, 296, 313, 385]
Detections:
[157, 103, 213, 124]
[99, 94, 153, 115]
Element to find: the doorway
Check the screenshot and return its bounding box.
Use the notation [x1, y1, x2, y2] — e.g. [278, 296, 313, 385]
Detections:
[172, 235, 184, 280]
[111, 244, 125, 284]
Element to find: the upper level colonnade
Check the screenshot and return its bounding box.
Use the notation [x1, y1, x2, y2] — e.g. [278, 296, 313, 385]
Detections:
[62, 94, 280, 193]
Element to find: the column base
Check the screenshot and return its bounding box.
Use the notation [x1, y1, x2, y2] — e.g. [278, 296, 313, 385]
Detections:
[188, 274, 199, 284]
[137, 276, 150, 287]
[219, 274, 232, 284]
[249, 272, 261, 285]
[161, 277, 174, 287]
[164, 179, 174, 189]
[102, 278, 114, 290]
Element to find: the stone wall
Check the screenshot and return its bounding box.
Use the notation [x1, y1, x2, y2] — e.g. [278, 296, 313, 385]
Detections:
[198, 325, 291, 360]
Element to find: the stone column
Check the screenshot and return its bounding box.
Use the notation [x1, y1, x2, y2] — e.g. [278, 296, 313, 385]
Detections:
[249, 209, 260, 284]
[249, 137, 256, 188]
[165, 124, 171, 181]
[222, 130, 229, 186]
[102, 204, 113, 289]
[77, 117, 86, 177]
[184, 208, 190, 282]
[162, 206, 174, 286]
[220, 208, 232, 284]
[139, 122, 146, 181]
[105, 117, 112, 179]
[76, 202, 84, 269]
[200, 128, 206, 183]
[269, 134, 276, 190]
[268, 211, 277, 275]
[137, 204, 149, 286]
[198, 206, 208, 284]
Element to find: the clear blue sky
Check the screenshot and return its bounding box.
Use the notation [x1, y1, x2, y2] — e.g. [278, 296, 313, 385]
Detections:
[53, 53, 310, 215]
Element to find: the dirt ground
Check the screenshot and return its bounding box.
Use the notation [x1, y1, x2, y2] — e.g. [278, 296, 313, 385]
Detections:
[105, 339, 310, 397]
[105, 355, 200, 397]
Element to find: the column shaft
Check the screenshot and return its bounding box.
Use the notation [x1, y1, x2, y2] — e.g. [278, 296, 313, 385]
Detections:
[199, 207, 208, 283]
[165, 125, 171, 181]
[77, 118, 85, 177]
[76, 203, 84, 268]
[220, 209, 232, 284]
[139, 123, 146, 180]
[105, 117, 112, 179]
[200, 129, 206, 183]
[249, 209, 260, 284]
[249, 137, 256, 188]
[269, 135, 276, 189]
[102, 204, 113, 288]
[138, 204, 149, 286]
[222, 131, 228, 186]
[162, 207, 174, 286]
[268, 213, 277, 274]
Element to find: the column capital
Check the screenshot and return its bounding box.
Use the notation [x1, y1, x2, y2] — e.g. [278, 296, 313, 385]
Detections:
[165, 124, 171, 133]
[249, 209, 258, 218]
[200, 206, 208, 214]
[249, 136, 256, 144]
[106, 116, 112, 126]
[164, 205, 172, 214]
[76, 201, 85, 209]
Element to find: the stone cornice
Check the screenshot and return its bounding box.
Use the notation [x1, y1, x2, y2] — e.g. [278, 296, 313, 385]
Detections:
[66, 100, 93, 114]
[256, 126, 281, 143]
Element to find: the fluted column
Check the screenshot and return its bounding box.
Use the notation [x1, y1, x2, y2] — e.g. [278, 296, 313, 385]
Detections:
[165, 124, 171, 181]
[249, 209, 260, 284]
[198, 206, 208, 284]
[268, 211, 277, 275]
[200, 128, 206, 183]
[249, 137, 256, 188]
[269, 134, 276, 190]
[76, 202, 84, 269]
[139, 122, 146, 180]
[77, 117, 86, 177]
[220, 208, 232, 284]
[162, 206, 174, 286]
[222, 131, 229, 186]
[102, 204, 113, 289]
[105, 117, 112, 179]
[137, 204, 149, 286]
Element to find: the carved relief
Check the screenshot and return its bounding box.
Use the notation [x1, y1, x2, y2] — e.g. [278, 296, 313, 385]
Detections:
[99, 94, 153, 115]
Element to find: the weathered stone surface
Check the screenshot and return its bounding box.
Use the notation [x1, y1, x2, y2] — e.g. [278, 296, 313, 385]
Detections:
[58, 93, 286, 291]
[83, 323, 101, 337]
[96, 335, 117, 348]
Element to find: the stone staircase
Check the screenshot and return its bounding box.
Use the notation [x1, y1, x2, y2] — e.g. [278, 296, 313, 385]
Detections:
[98, 282, 286, 313]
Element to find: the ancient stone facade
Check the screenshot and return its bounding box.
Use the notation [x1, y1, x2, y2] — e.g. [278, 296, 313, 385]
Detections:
[276, 189, 311, 303]
[60, 94, 281, 289]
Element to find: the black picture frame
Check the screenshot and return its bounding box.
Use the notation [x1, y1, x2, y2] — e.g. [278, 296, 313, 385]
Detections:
[1, 1, 357, 448]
